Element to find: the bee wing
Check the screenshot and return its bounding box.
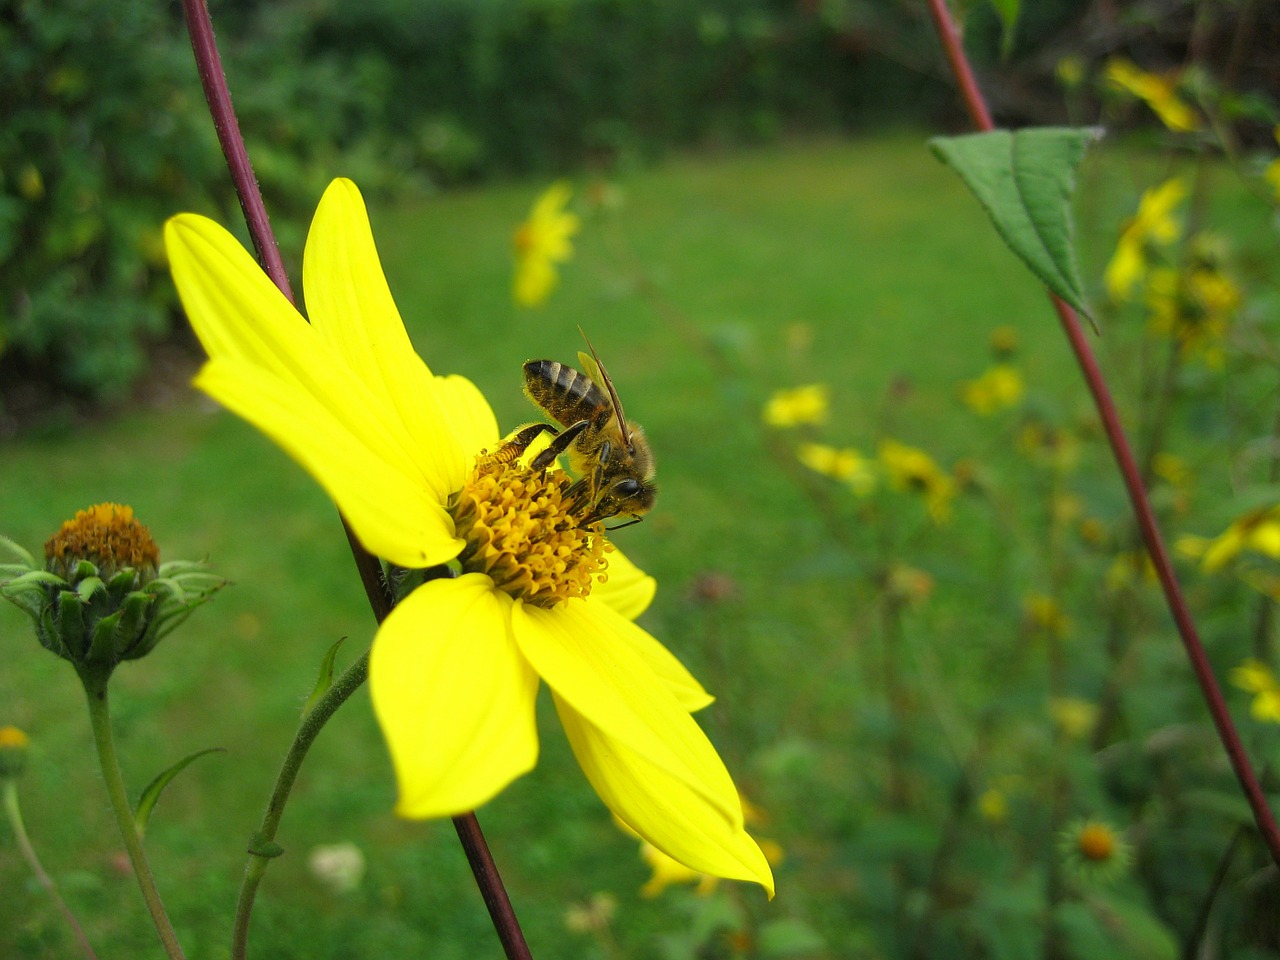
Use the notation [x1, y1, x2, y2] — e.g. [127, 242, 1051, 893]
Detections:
[578, 330, 632, 446]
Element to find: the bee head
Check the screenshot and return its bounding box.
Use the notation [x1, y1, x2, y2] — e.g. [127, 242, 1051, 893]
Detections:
[589, 475, 657, 527]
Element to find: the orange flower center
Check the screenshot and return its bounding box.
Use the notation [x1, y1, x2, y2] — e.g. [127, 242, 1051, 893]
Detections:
[1076, 822, 1118, 862]
[450, 456, 608, 608]
[44, 503, 159, 581]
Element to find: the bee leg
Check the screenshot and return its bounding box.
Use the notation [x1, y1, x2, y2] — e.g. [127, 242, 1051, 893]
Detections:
[488, 423, 557, 464]
[530, 419, 590, 471]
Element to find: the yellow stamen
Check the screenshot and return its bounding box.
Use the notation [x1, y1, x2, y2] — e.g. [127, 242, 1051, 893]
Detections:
[450, 457, 608, 608]
[44, 503, 159, 581]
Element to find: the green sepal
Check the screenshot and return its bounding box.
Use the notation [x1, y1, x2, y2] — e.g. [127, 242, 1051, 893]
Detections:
[3, 569, 66, 591]
[247, 834, 285, 859]
[38, 604, 68, 658]
[57, 591, 88, 659]
[76, 576, 105, 601]
[302, 637, 347, 718]
[87, 608, 123, 664]
[134, 747, 225, 838]
[115, 592, 156, 659]
[928, 127, 1101, 322]
[106, 568, 140, 599]
[72, 560, 99, 581]
[0, 534, 35, 566]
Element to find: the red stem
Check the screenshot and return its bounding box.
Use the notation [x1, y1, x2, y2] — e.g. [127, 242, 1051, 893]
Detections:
[178, 1, 537, 954]
[925, 0, 1280, 866]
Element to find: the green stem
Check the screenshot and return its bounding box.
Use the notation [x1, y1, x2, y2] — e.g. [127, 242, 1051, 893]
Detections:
[230, 650, 370, 960]
[78, 666, 186, 960]
[3, 779, 100, 960]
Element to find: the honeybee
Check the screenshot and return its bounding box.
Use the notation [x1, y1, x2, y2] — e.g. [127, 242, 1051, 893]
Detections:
[501, 333, 656, 527]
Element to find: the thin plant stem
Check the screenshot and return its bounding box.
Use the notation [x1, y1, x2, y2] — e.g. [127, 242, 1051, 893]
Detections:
[230, 652, 370, 960]
[178, 2, 535, 955]
[2, 779, 100, 960]
[923, 0, 1280, 868]
[77, 666, 186, 960]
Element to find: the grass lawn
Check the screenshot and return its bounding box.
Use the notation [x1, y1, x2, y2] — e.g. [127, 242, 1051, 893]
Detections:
[2, 132, 1277, 958]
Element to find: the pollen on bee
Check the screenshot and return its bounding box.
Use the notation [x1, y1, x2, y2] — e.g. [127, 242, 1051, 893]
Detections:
[450, 457, 607, 608]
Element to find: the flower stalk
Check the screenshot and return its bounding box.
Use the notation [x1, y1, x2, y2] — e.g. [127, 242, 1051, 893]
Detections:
[79, 665, 186, 960]
[924, 0, 1280, 868]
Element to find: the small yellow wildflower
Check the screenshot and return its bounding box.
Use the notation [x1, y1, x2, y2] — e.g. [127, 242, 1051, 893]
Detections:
[0, 726, 30, 778]
[1231, 659, 1280, 723]
[797, 442, 877, 495]
[1265, 127, 1280, 202]
[1145, 250, 1240, 369]
[878, 438, 955, 524]
[1104, 177, 1188, 302]
[512, 182, 580, 308]
[989, 325, 1018, 358]
[961, 364, 1024, 415]
[1105, 58, 1200, 133]
[978, 788, 1008, 824]
[1188, 506, 1280, 572]
[1050, 698, 1099, 741]
[1023, 593, 1070, 637]
[1060, 818, 1132, 884]
[763, 384, 829, 428]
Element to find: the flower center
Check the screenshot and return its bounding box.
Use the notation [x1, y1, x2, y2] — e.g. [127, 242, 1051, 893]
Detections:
[44, 503, 159, 582]
[449, 456, 608, 608]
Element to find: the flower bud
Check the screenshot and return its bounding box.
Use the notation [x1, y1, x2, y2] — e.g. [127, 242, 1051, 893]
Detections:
[0, 726, 30, 779]
[1, 504, 226, 673]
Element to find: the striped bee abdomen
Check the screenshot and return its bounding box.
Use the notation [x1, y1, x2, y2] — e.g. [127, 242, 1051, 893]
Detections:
[523, 360, 609, 429]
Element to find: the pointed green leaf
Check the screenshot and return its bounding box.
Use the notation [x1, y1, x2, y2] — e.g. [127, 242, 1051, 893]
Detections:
[929, 127, 1101, 320]
[302, 637, 347, 717]
[134, 747, 225, 837]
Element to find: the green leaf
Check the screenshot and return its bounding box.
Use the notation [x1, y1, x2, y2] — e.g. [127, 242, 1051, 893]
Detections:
[134, 747, 224, 838]
[302, 637, 347, 717]
[929, 127, 1101, 321]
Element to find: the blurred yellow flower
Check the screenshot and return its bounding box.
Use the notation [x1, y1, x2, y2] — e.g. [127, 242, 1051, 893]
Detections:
[1105, 550, 1157, 592]
[1104, 177, 1188, 302]
[1266, 127, 1280, 201]
[763, 384, 829, 428]
[989, 325, 1019, 358]
[0, 725, 30, 779]
[513, 182, 580, 307]
[1023, 593, 1070, 637]
[1050, 697, 1099, 741]
[1184, 506, 1280, 572]
[1060, 818, 1132, 883]
[797, 442, 877, 495]
[961, 364, 1024, 415]
[1231, 659, 1280, 723]
[1105, 58, 1200, 132]
[978, 788, 1008, 824]
[878, 438, 955, 524]
[1145, 250, 1240, 369]
[1017, 421, 1080, 473]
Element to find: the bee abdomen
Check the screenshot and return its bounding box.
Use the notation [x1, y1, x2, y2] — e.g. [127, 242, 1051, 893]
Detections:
[524, 360, 607, 426]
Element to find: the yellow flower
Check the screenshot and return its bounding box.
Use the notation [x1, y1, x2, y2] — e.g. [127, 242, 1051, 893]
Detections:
[513, 181, 580, 308]
[1023, 593, 1070, 637]
[1231, 659, 1280, 723]
[165, 179, 772, 895]
[1104, 177, 1188, 302]
[1105, 58, 1200, 133]
[878, 439, 955, 524]
[796, 442, 877, 495]
[1049, 698, 1098, 741]
[961, 364, 1024, 415]
[762, 384, 828, 428]
[1060, 818, 1132, 884]
[978, 788, 1008, 824]
[1145, 250, 1239, 368]
[0, 726, 30, 778]
[1265, 127, 1280, 201]
[1188, 506, 1280, 572]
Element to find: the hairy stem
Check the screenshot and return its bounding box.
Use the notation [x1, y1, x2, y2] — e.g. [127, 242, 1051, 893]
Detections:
[78, 667, 186, 960]
[924, 0, 1280, 868]
[3, 779, 100, 960]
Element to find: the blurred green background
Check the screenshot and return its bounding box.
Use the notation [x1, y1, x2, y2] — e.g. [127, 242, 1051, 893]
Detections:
[5, 1, 1280, 958]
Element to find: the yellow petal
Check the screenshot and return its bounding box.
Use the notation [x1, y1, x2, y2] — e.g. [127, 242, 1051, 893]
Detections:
[196, 359, 461, 568]
[370, 574, 540, 818]
[513, 598, 736, 821]
[593, 545, 656, 620]
[434, 374, 501, 458]
[587, 595, 713, 712]
[304, 179, 470, 500]
[556, 697, 774, 897]
[166, 213, 452, 499]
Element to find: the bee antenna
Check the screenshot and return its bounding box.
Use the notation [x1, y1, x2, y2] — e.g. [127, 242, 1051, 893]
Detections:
[578, 326, 632, 448]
